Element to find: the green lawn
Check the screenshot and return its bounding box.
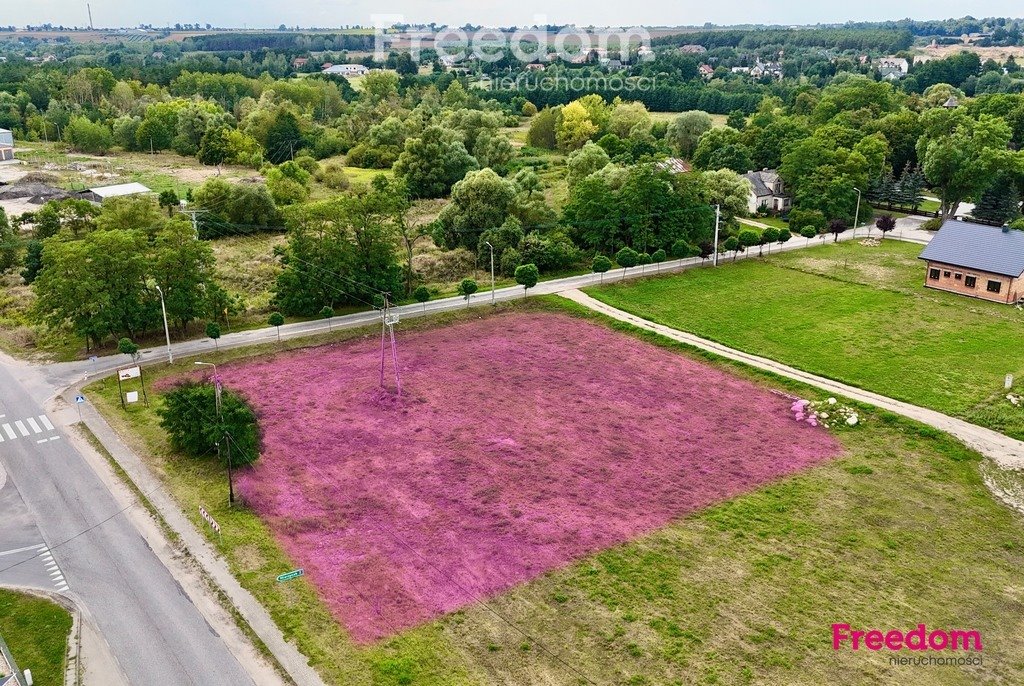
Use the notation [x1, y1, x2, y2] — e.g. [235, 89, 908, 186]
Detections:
[0, 590, 72, 685]
[586, 240, 1024, 439]
[85, 298, 1024, 685]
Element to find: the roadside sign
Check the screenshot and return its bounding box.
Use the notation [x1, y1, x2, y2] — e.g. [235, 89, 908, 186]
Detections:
[74, 395, 85, 404]
[126, 391, 139, 403]
[277, 568, 304, 583]
[118, 366, 141, 381]
[199, 506, 221, 536]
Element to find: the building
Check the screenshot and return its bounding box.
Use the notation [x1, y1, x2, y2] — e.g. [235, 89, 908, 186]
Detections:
[322, 64, 369, 77]
[878, 56, 909, 81]
[292, 57, 309, 69]
[0, 128, 13, 161]
[918, 219, 1024, 304]
[678, 44, 707, 54]
[698, 64, 715, 78]
[743, 169, 791, 214]
[656, 158, 693, 174]
[78, 182, 153, 203]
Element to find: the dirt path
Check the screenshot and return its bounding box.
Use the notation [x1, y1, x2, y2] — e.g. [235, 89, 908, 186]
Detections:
[561, 289, 1024, 472]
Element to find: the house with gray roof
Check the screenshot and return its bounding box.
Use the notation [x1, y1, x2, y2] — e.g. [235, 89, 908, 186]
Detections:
[918, 219, 1024, 304]
[743, 168, 790, 214]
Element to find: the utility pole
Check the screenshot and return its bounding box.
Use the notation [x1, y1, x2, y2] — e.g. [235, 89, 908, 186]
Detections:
[155, 285, 173, 364]
[713, 204, 721, 267]
[181, 210, 201, 239]
[853, 187, 862, 238]
[485, 241, 495, 305]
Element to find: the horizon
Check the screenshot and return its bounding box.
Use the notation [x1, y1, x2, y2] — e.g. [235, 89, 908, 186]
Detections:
[6, 3, 1024, 32]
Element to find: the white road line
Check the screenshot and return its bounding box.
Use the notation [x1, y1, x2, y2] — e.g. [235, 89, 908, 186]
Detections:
[14, 421, 29, 437]
[0, 543, 48, 557]
[0, 432, 4, 442]
[39, 415, 54, 430]
[49, 436, 61, 442]
[2, 424, 15, 440]
[36, 439, 47, 444]
[26, 417, 42, 433]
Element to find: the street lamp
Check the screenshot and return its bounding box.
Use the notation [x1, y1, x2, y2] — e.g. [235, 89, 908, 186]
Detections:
[155, 284, 173, 364]
[195, 361, 234, 506]
[484, 241, 495, 305]
[713, 204, 721, 267]
[853, 187, 862, 238]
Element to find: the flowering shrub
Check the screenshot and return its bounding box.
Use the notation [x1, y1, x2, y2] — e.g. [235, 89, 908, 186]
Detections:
[791, 397, 861, 429]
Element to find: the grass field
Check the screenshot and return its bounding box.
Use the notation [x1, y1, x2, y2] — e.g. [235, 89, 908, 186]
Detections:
[85, 298, 1024, 685]
[0, 590, 72, 685]
[587, 240, 1024, 441]
[649, 111, 730, 128]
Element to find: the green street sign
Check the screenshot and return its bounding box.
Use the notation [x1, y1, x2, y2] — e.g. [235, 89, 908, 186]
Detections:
[277, 568, 304, 583]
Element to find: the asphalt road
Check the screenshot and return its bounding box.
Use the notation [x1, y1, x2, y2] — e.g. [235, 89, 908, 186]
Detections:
[0, 361, 255, 685]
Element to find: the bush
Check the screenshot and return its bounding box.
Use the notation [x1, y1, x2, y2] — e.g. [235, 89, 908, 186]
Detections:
[517, 231, 579, 273]
[63, 117, 113, 154]
[500, 247, 522, 277]
[522, 101, 538, 117]
[514, 263, 540, 293]
[788, 208, 826, 233]
[921, 217, 944, 231]
[313, 163, 350, 190]
[157, 382, 261, 465]
[411, 248, 476, 283]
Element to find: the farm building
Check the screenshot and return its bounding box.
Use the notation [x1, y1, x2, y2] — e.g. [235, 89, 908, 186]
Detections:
[918, 219, 1024, 304]
[0, 128, 13, 161]
[322, 64, 368, 77]
[78, 182, 153, 203]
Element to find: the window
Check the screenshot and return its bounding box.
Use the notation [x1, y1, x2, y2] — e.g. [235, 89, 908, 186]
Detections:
[954, 272, 962, 281]
[943, 270, 951, 277]
[929, 268, 940, 280]
[987, 280, 1002, 294]
[965, 275, 977, 288]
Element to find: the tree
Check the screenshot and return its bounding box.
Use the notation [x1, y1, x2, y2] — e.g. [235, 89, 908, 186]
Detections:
[828, 218, 848, 242]
[556, 101, 599, 152]
[205, 321, 221, 349]
[0, 209, 16, 273]
[738, 228, 760, 257]
[651, 248, 667, 271]
[265, 110, 303, 164]
[457, 278, 478, 305]
[514, 263, 539, 295]
[157, 382, 260, 464]
[777, 228, 792, 246]
[151, 220, 218, 334]
[117, 337, 139, 362]
[614, 246, 640, 279]
[876, 214, 896, 240]
[21, 240, 43, 284]
[592, 254, 612, 283]
[198, 124, 232, 167]
[760, 227, 779, 255]
[413, 285, 431, 311]
[526, 106, 560, 149]
[726, 110, 747, 130]
[800, 226, 818, 244]
[435, 169, 517, 250]
[393, 125, 478, 199]
[158, 189, 179, 217]
[666, 111, 713, 158]
[268, 312, 284, 341]
[972, 171, 1021, 225]
[702, 169, 752, 220]
[96, 196, 163, 235]
[63, 116, 112, 154]
[566, 141, 611, 189]
[723, 235, 740, 261]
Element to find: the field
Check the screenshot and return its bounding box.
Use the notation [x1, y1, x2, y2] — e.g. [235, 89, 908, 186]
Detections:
[87, 300, 1024, 685]
[649, 111, 729, 128]
[205, 311, 839, 643]
[0, 589, 73, 685]
[586, 240, 1024, 440]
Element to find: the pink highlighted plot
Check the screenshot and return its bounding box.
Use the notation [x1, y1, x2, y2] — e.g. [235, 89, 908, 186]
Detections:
[215, 312, 840, 643]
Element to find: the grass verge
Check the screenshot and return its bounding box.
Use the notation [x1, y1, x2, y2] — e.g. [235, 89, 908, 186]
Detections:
[0, 590, 72, 686]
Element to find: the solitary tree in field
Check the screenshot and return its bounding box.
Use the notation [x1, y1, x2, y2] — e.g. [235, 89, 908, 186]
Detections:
[205, 321, 221, 349]
[320, 305, 334, 330]
[268, 312, 285, 341]
[800, 226, 818, 244]
[614, 246, 639, 280]
[651, 248, 667, 272]
[118, 337, 139, 362]
[875, 214, 896, 240]
[828, 218, 848, 243]
[458, 278, 478, 306]
[413, 285, 431, 311]
[592, 255, 612, 283]
[515, 263, 539, 296]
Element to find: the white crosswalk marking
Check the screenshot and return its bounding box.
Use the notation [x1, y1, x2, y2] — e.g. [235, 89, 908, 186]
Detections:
[14, 421, 29, 437]
[0, 416, 58, 443]
[2, 424, 14, 439]
[26, 417, 41, 433]
[39, 415, 54, 430]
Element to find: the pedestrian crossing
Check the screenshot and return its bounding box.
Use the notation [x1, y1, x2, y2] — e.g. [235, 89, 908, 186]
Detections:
[0, 543, 70, 594]
[38, 545, 70, 593]
[0, 414, 59, 444]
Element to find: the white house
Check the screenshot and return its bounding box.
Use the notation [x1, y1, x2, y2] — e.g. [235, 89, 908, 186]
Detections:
[743, 169, 791, 214]
[878, 57, 909, 81]
[322, 64, 369, 77]
[0, 128, 13, 161]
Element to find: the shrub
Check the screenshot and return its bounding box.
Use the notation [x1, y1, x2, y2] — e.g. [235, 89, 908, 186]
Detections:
[63, 116, 112, 154]
[777, 228, 792, 244]
[800, 226, 819, 240]
[158, 382, 261, 465]
[413, 285, 431, 309]
[500, 247, 522, 277]
[788, 208, 826, 233]
[921, 217, 944, 231]
[514, 263, 540, 294]
[457, 278, 478, 303]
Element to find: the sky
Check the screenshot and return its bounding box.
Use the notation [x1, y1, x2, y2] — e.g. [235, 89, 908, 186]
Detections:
[10, 1, 1024, 30]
